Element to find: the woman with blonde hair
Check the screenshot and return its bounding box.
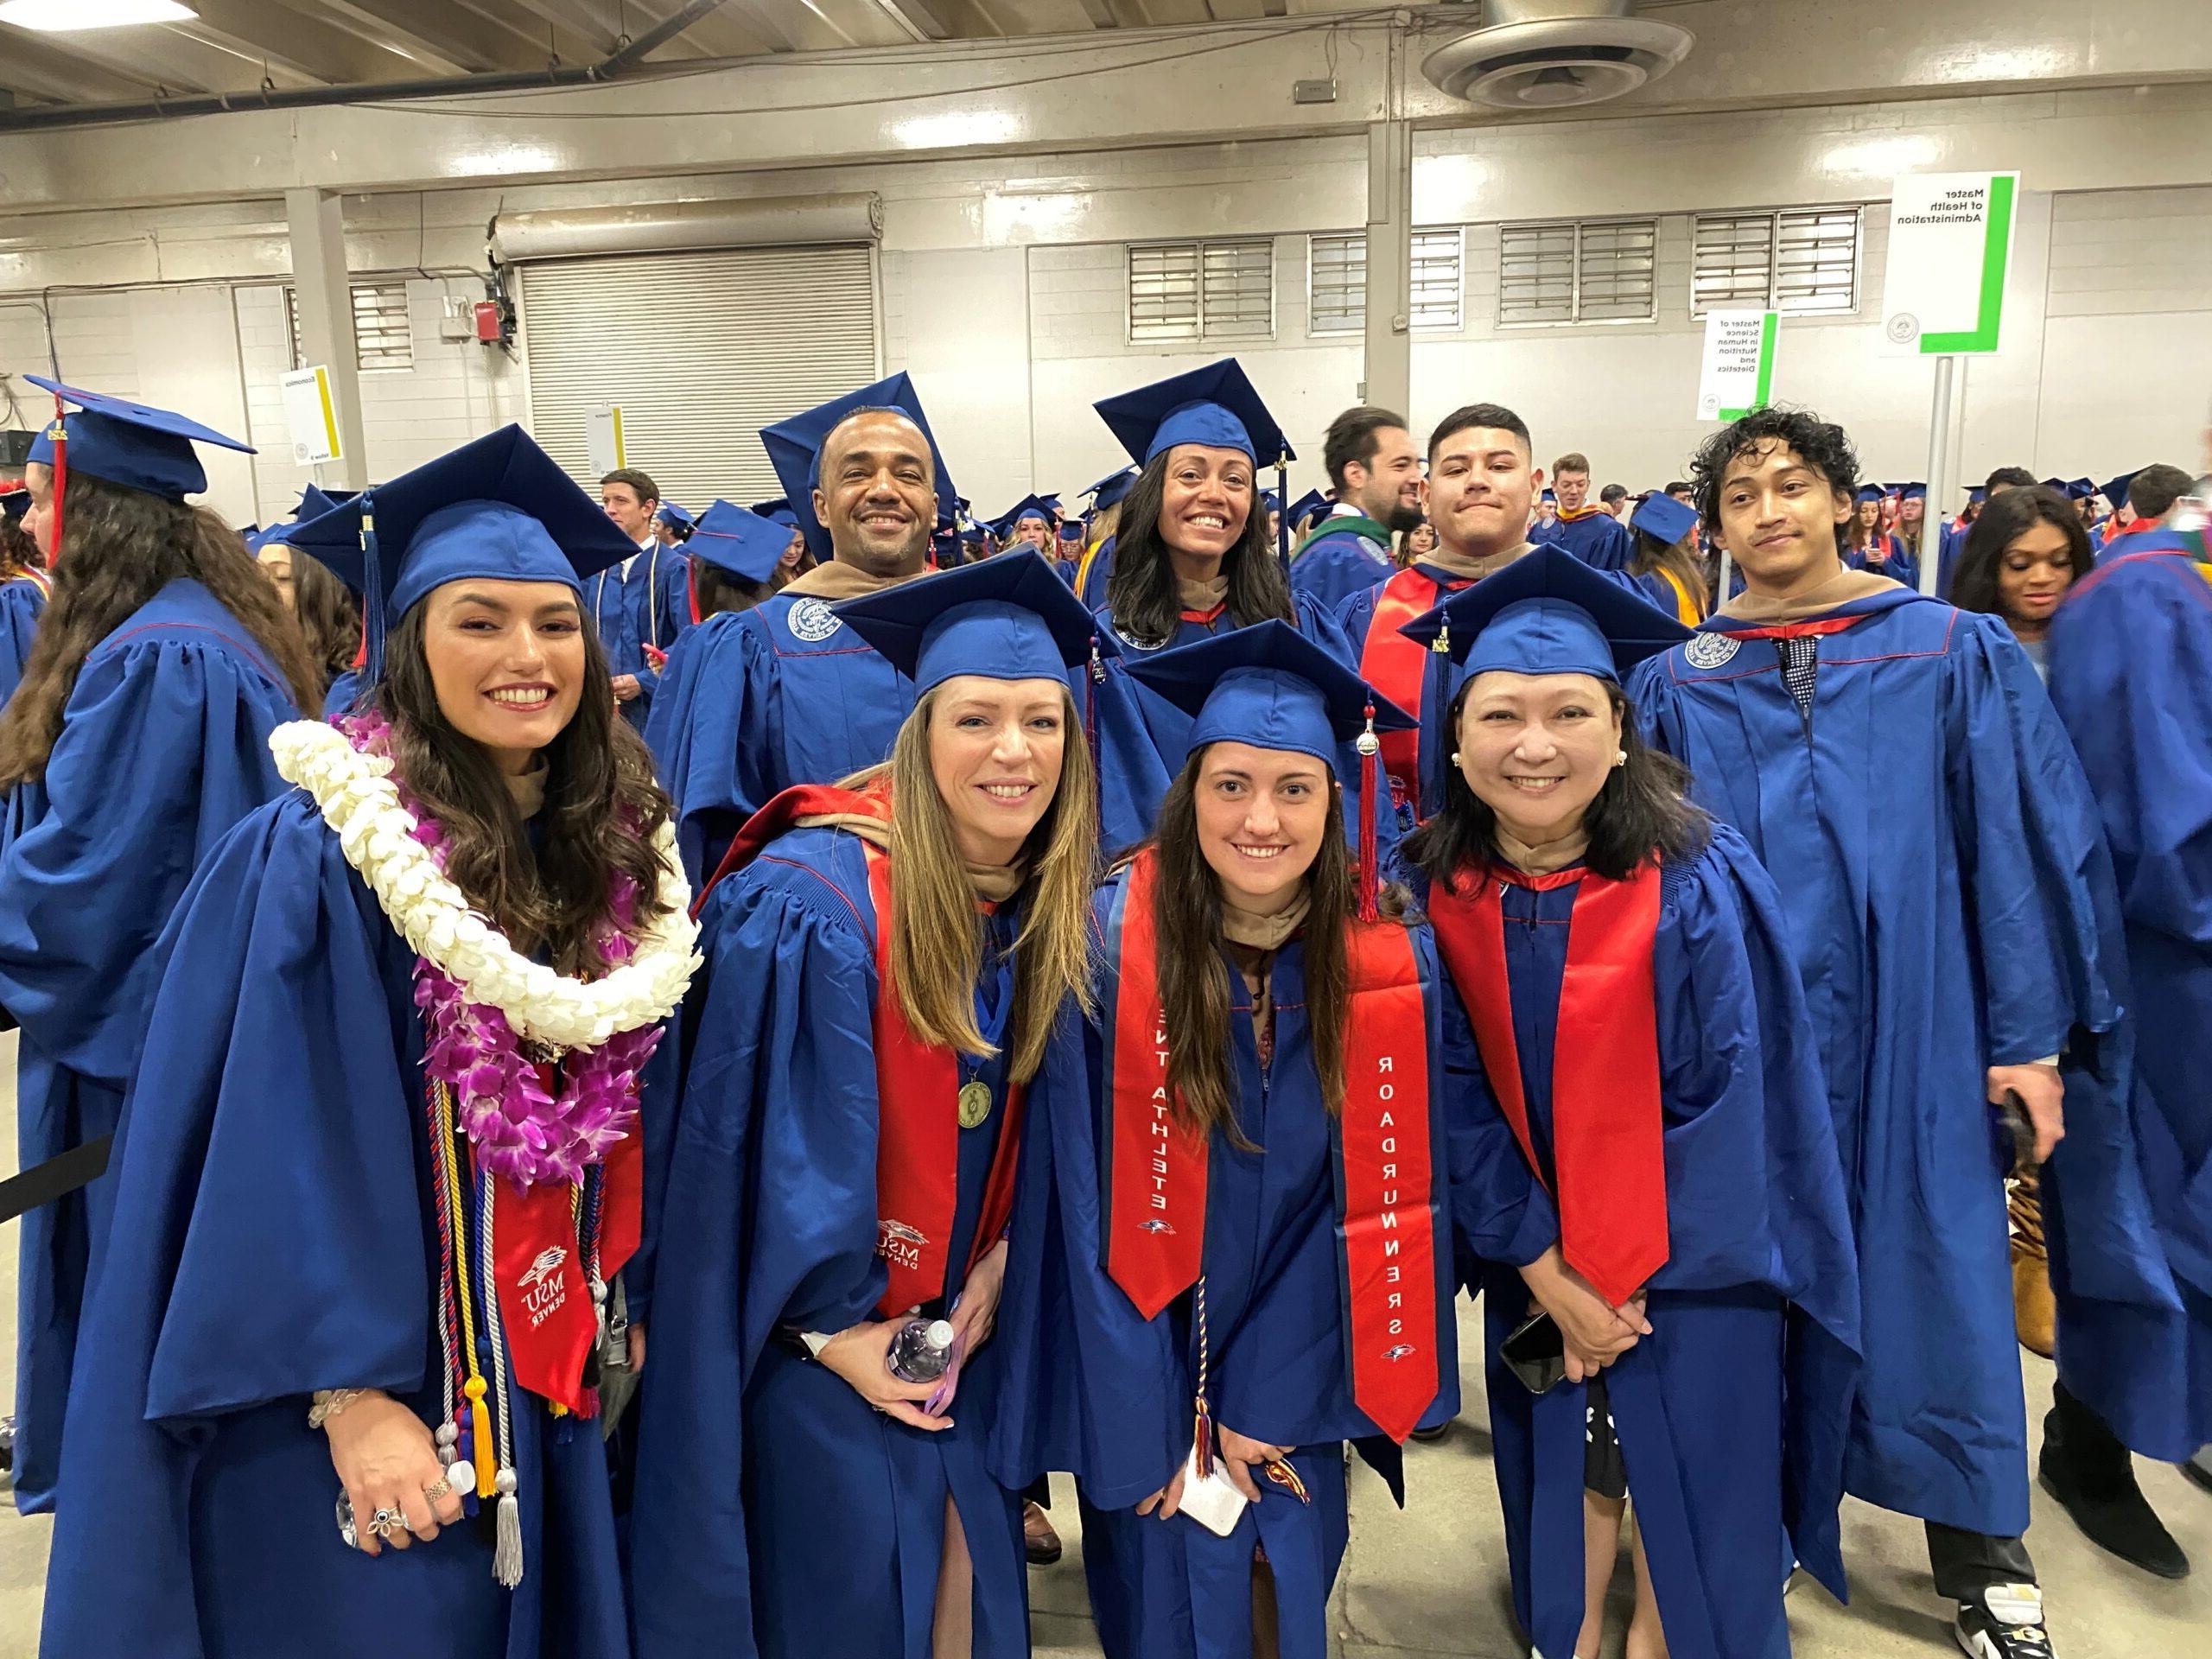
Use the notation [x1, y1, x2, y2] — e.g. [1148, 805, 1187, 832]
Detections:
[632, 551, 1108, 1659]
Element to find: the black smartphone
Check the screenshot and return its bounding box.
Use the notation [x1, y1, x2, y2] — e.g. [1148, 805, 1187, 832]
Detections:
[1999, 1088, 2037, 1173]
[1502, 1310, 1567, 1395]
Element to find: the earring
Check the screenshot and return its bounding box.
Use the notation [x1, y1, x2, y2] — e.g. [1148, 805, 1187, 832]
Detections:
[1450, 751, 1462, 766]
[1614, 748, 1628, 766]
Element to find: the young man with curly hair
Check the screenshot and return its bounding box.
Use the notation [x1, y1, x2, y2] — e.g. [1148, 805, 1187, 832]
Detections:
[1625, 407, 2160, 1659]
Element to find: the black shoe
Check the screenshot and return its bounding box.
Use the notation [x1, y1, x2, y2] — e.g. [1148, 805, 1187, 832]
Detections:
[2039, 1455, 2191, 1579]
[1409, 1422, 1451, 1444]
[1953, 1584, 2055, 1659]
[2183, 1449, 2212, 1497]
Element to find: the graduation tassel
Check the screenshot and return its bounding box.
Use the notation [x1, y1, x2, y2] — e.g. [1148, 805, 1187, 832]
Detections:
[478, 1181, 525, 1588]
[359, 489, 387, 685]
[1357, 701, 1381, 923]
[1274, 453, 1290, 572]
[1084, 635, 1103, 765]
[46, 399, 67, 568]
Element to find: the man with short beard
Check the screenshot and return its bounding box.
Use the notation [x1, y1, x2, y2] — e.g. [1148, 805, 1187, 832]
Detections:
[1287, 406, 1425, 612]
[647, 375, 950, 884]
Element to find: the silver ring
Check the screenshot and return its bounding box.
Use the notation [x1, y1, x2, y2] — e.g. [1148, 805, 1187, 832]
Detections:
[423, 1477, 453, 1503]
[371, 1505, 410, 1539]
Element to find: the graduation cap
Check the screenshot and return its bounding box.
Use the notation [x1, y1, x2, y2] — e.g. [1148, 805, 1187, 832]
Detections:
[656, 501, 696, 531]
[289, 424, 634, 683]
[749, 497, 800, 531]
[295, 483, 356, 522]
[1400, 546, 1688, 701]
[1261, 486, 1284, 513]
[0, 486, 29, 522]
[2064, 477, 2096, 501]
[1629, 492, 1697, 548]
[995, 495, 1057, 538]
[684, 500, 790, 587]
[1287, 488, 1329, 528]
[1964, 486, 1988, 508]
[2101, 470, 2139, 512]
[1057, 518, 1086, 543]
[1041, 494, 1065, 517]
[1093, 359, 1294, 470]
[834, 549, 1116, 698]
[25, 419, 59, 469]
[1125, 619, 1412, 918]
[1539, 489, 1557, 506]
[1083, 467, 1141, 515]
[25, 376, 252, 502]
[1896, 482, 1927, 501]
[2039, 477, 2067, 496]
[760, 373, 957, 561]
[1855, 484, 1887, 505]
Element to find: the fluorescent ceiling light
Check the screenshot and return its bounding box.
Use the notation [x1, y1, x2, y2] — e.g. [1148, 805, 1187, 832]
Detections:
[0, 0, 196, 30]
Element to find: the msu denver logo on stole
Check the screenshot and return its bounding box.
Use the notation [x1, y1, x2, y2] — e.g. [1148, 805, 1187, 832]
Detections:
[878, 1218, 928, 1276]
[518, 1245, 570, 1330]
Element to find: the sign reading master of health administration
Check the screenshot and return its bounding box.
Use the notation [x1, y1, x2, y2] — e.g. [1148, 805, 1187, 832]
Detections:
[1880, 171, 2019, 356]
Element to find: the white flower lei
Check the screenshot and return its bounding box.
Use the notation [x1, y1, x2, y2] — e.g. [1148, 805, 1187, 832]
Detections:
[270, 720, 701, 1050]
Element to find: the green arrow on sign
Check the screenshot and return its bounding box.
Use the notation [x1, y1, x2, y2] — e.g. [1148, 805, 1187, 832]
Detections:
[1717, 311, 1779, 422]
[1919, 174, 2015, 353]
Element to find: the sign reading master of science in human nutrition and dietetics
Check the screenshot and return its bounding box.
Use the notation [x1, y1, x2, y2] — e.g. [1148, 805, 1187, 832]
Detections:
[1879, 170, 2020, 356]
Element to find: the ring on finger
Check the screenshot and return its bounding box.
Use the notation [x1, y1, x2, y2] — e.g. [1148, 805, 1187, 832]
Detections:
[371, 1505, 410, 1539]
[423, 1477, 454, 1503]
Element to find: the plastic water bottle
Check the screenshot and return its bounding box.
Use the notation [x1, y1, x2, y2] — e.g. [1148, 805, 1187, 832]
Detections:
[886, 1317, 956, 1382]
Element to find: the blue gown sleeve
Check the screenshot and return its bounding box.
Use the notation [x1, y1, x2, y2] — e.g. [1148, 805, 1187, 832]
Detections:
[0, 634, 295, 1086]
[40, 799, 429, 1653]
[1657, 829, 1862, 1597]
[627, 854, 891, 1652]
[1942, 613, 2126, 1064]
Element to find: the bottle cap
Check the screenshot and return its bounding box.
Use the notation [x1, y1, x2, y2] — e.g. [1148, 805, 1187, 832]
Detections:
[925, 1319, 956, 1348]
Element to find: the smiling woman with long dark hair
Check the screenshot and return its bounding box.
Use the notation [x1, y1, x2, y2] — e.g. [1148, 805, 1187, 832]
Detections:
[991, 622, 1456, 1659]
[0, 384, 317, 1517]
[38, 427, 694, 1659]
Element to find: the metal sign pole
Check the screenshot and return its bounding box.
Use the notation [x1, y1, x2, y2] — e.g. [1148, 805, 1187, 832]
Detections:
[1919, 355, 1955, 595]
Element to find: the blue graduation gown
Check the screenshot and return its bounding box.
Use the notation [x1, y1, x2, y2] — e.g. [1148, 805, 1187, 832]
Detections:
[1287, 519, 1394, 614]
[0, 578, 298, 1514]
[1534, 510, 1631, 572]
[1433, 832, 1860, 1659]
[588, 545, 694, 728]
[0, 571, 47, 707]
[990, 873, 1457, 1659]
[39, 790, 641, 1658]
[1629, 590, 2128, 1535]
[629, 823, 1029, 1659]
[2044, 537, 2212, 1461]
[1076, 537, 1116, 610]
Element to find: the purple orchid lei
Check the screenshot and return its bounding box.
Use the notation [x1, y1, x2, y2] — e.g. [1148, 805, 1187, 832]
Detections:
[340, 713, 661, 1189]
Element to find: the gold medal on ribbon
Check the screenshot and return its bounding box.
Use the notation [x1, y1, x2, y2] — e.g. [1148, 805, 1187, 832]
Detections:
[957, 1078, 994, 1129]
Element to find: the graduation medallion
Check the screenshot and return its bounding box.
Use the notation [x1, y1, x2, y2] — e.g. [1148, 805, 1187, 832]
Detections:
[957, 1078, 994, 1129]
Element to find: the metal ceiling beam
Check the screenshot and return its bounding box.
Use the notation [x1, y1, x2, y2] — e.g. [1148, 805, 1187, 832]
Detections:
[868, 0, 951, 44]
[501, 0, 623, 56]
[177, 1, 429, 86]
[600, 0, 729, 72]
[258, 0, 474, 77]
[315, 0, 550, 75]
[0, 33, 164, 106]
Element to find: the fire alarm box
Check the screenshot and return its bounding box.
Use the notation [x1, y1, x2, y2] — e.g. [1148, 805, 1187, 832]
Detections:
[473, 301, 505, 343]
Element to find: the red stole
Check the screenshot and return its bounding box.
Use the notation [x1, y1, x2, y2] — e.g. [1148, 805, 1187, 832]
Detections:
[486, 1123, 644, 1414]
[1103, 849, 1441, 1442]
[863, 841, 1028, 1317]
[1358, 567, 1446, 801]
[698, 784, 1029, 1318]
[1428, 861, 1669, 1307]
[1719, 613, 1865, 643]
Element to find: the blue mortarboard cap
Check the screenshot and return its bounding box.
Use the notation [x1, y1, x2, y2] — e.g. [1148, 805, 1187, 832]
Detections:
[834, 550, 1115, 697]
[748, 497, 800, 531]
[289, 424, 634, 682]
[1964, 486, 1987, 507]
[684, 500, 789, 586]
[26, 417, 60, 469]
[2101, 470, 2139, 511]
[1287, 489, 1329, 526]
[760, 373, 956, 560]
[1127, 620, 1413, 772]
[1261, 486, 1283, 512]
[1058, 518, 1085, 541]
[1540, 489, 1557, 505]
[1042, 495, 1064, 515]
[26, 377, 252, 501]
[1629, 493, 1697, 547]
[1093, 359, 1294, 468]
[2039, 478, 2066, 495]
[996, 495, 1057, 537]
[295, 483, 356, 522]
[1084, 467, 1140, 513]
[1, 487, 29, 521]
[657, 501, 696, 531]
[1400, 547, 1689, 696]
[1855, 484, 1887, 505]
[2063, 477, 2094, 500]
[1897, 482, 1927, 500]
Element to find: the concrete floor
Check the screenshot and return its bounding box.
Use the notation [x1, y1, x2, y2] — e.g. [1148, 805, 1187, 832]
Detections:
[0, 1033, 2203, 1657]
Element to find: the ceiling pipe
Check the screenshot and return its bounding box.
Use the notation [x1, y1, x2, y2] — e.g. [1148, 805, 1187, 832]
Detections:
[0, 6, 730, 135]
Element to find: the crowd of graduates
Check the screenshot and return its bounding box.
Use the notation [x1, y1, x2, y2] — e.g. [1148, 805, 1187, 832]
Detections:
[0, 357, 2204, 1659]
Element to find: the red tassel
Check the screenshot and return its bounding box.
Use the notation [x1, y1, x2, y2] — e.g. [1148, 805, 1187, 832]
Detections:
[1357, 701, 1380, 923]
